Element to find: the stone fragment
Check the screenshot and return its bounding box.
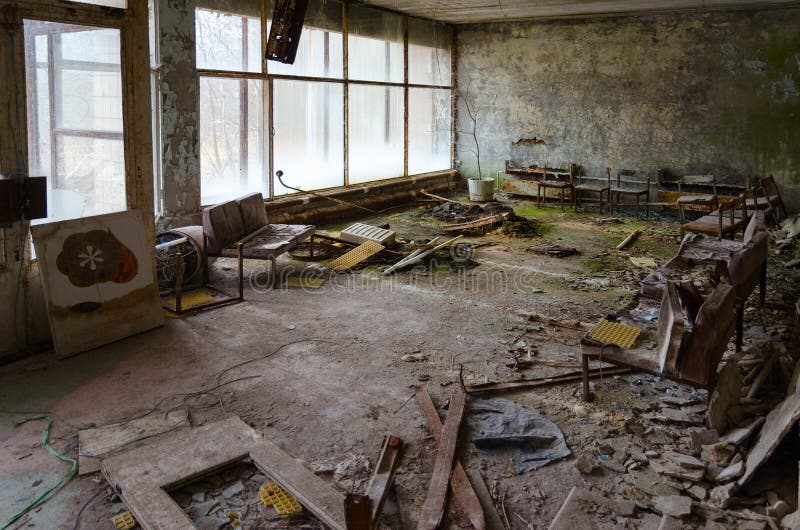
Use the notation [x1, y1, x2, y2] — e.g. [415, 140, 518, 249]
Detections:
[669, 452, 706, 470]
[646, 428, 675, 445]
[650, 459, 705, 482]
[690, 429, 720, 452]
[687, 484, 707, 500]
[614, 500, 636, 517]
[222, 481, 244, 499]
[574, 454, 599, 475]
[701, 442, 735, 466]
[644, 450, 659, 458]
[708, 482, 737, 509]
[653, 495, 693, 517]
[768, 500, 792, 519]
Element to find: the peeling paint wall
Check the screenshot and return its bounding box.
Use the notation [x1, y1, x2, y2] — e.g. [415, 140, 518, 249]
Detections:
[455, 8, 800, 210]
[159, 0, 201, 223]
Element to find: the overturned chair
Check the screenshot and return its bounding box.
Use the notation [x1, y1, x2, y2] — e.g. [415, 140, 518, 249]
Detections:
[580, 280, 737, 401]
[641, 212, 768, 351]
[203, 193, 315, 288]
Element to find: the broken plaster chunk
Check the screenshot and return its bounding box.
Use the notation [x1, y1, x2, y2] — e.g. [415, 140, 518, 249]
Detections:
[715, 460, 744, 483]
[668, 451, 706, 470]
[653, 495, 693, 518]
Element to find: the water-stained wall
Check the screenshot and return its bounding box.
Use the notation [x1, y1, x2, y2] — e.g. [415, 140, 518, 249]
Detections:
[456, 8, 800, 209]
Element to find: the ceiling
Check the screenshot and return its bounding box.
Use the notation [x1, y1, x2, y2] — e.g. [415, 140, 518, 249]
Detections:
[362, 0, 800, 24]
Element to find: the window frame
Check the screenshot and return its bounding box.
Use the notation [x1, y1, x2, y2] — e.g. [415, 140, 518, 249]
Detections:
[195, 0, 455, 203]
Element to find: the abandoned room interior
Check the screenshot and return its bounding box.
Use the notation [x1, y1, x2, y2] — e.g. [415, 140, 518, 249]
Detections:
[2, 0, 800, 528]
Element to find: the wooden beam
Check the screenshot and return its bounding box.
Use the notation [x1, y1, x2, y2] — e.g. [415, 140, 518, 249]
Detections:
[417, 386, 467, 530]
[415, 387, 485, 530]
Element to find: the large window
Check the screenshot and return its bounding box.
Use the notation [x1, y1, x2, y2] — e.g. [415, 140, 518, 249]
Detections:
[196, 0, 453, 204]
[25, 21, 126, 223]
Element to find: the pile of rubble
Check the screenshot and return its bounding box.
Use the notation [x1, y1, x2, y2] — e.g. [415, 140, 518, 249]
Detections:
[424, 201, 513, 222]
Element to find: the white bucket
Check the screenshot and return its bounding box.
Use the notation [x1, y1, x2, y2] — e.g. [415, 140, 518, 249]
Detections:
[468, 178, 495, 202]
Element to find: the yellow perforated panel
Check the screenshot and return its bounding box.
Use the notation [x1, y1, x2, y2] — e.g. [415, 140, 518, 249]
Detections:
[630, 257, 657, 268]
[587, 320, 641, 349]
[327, 241, 384, 272]
[260, 482, 303, 518]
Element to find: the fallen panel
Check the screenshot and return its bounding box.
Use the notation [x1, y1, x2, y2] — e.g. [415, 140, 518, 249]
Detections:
[327, 240, 385, 272]
[738, 390, 800, 486]
[102, 416, 346, 530]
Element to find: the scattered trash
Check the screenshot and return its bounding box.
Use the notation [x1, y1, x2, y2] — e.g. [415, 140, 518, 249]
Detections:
[528, 243, 580, 257]
[111, 511, 136, 530]
[259, 483, 303, 518]
[616, 229, 641, 249]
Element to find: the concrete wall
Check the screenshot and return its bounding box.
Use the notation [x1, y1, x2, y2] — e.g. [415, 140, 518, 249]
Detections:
[455, 8, 800, 210]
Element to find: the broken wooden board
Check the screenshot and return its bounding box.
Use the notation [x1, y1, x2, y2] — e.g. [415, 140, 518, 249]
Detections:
[738, 390, 800, 486]
[365, 436, 404, 527]
[79, 410, 188, 475]
[465, 469, 504, 530]
[440, 212, 511, 233]
[463, 367, 632, 393]
[418, 386, 467, 530]
[102, 416, 346, 530]
[415, 386, 485, 530]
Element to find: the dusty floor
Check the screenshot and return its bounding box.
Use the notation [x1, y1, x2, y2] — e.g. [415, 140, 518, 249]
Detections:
[1, 196, 798, 529]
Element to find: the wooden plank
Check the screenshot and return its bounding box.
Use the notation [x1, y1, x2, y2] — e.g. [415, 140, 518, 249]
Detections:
[418, 386, 467, 530]
[463, 367, 632, 393]
[102, 416, 347, 530]
[78, 410, 188, 475]
[465, 470, 504, 530]
[415, 387, 485, 530]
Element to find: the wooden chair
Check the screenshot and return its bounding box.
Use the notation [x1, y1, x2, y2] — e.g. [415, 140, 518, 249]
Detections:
[536, 165, 574, 211]
[610, 169, 650, 219]
[573, 167, 611, 213]
[641, 212, 768, 352]
[753, 175, 787, 223]
[679, 193, 748, 240]
[676, 174, 718, 212]
[580, 281, 737, 400]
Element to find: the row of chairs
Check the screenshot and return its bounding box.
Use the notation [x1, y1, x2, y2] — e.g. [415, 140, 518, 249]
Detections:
[534, 168, 787, 224]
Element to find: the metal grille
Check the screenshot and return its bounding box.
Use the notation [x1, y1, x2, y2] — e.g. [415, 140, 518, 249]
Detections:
[327, 240, 385, 272]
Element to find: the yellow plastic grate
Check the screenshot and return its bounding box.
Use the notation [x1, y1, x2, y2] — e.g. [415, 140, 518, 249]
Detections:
[111, 511, 136, 530]
[327, 241, 384, 272]
[630, 257, 657, 268]
[587, 319, 641, 349]
[259, 482, 303, 518]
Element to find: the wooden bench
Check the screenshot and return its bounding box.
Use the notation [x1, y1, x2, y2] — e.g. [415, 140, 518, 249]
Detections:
[202, 193, 315, 287]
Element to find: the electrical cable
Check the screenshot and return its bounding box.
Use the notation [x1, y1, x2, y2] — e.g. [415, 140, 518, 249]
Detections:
[70, 487, 104, 530]
[275, 171, 377, 215]
[0, 416, 78, 530]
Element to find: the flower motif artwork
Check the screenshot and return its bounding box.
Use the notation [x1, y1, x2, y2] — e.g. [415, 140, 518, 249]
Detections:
[56, 229, 138, 288]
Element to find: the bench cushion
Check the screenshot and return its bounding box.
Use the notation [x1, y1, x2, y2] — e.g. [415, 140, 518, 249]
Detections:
[203, 200, 245, 255]
[218, 224, 315, 259]
[237, 193, 269, 235]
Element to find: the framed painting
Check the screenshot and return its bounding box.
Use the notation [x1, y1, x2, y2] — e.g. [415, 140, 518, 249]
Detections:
[31, 210, 163, 358]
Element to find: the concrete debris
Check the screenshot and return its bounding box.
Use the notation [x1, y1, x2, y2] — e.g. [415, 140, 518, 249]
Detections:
[715, 460, 744, 483]
[708, 482, 738, 509]
[653, 495, 693, 517]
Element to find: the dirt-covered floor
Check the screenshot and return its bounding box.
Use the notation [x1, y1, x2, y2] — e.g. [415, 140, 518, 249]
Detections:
[1, 195, 798, 529]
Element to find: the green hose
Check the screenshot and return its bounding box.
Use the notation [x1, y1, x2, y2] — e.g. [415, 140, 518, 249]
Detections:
[1, 416, 77, 530]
